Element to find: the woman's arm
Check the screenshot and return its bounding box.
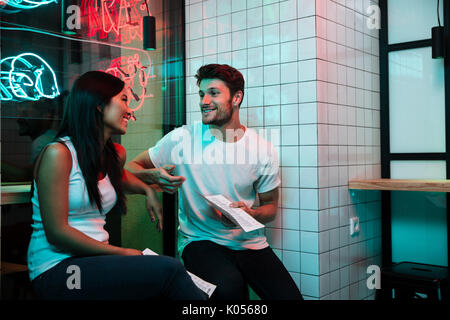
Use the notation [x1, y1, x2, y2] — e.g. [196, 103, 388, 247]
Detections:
[37, 143, 141, 256]
[115, 143, 164, 231]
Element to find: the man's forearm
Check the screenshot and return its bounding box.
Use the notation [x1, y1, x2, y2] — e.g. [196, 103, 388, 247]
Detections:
[250, 188, 279, 224]
[126, 160, 154, 182]
[252, 203, 278, 224]
[126, 160, 146, 173]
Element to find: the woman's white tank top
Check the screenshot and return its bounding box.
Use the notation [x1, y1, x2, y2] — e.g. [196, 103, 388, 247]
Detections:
[27, 137, 117, 280]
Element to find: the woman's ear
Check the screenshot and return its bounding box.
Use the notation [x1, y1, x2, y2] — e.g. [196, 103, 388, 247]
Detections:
[96, 105, 103, 113]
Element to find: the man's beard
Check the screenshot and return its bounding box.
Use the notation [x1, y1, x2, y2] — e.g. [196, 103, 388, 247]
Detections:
[202, 100, 234, 126]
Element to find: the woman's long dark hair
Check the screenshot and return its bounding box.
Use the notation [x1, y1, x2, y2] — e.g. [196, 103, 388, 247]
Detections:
[56, 71, 126, 214]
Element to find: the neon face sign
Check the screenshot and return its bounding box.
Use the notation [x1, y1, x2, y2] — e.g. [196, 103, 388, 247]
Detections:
[1, 0, 57, 9]
[100, 53, 155, 112]
[81, 0, 150, 44]
[0, 53, 60, 102]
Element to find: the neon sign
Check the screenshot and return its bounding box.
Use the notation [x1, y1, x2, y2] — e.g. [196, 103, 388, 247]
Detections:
[1, 0, 57, 9]
[0, 53, 60, 102]
[100, 53, 155, 112]
[81, 0, 150, 44]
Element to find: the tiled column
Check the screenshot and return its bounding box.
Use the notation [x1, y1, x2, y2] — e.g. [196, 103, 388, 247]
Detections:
[312, 0, 382, 300]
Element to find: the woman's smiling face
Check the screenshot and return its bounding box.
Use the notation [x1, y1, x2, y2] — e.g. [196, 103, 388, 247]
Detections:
[102, 87, 134, 135]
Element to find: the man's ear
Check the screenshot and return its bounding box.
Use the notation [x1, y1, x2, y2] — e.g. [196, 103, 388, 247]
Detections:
[96, 105, 102, 113]
[232, 91, 243, 107]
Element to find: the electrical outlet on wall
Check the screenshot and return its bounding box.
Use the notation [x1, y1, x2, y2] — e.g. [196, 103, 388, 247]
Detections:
[350, 217, 360, 236]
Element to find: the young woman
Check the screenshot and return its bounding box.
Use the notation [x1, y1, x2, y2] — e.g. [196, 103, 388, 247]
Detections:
[27, 71, 205, 300]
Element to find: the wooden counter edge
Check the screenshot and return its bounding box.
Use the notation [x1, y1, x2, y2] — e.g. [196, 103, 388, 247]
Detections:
[348, 179, 450, 192]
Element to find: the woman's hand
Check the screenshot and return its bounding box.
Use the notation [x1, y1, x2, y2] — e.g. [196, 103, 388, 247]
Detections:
[121, 248, 143, 256]
[116, 146, 166, 232]
[145, 188, 163, 231]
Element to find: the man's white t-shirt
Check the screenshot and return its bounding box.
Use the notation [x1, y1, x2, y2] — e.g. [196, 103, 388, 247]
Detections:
[149, 121, 280, 255]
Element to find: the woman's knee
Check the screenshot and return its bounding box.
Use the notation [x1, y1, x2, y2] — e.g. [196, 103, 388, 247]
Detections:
[151, 255, 186, 277]
[163, 255, 184, 268]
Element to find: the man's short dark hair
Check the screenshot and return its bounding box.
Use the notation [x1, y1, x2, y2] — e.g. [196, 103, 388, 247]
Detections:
[195, 64, 245, 107]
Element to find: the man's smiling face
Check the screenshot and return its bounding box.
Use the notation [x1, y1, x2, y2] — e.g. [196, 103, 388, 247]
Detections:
[198, 78, 235, 126]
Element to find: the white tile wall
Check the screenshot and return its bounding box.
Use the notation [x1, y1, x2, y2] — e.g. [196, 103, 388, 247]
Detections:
[185, 0, 381, 300]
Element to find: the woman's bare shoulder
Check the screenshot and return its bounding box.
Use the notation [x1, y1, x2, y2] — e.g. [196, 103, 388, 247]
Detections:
[36, 142, 73, 179]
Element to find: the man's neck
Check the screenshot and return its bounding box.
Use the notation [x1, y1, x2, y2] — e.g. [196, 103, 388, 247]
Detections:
[209, 119, 246, 143]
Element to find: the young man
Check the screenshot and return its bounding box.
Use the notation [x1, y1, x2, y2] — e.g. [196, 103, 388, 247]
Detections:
[127, 64, 303, 300]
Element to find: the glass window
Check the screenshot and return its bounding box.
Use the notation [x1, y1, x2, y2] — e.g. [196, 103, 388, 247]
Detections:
[388, 0, 444, 44]
[390, 160, 446, 179]
[1, 0, 165, 183]
[389, 47, 446, 153]
[1, 0, 184, 254]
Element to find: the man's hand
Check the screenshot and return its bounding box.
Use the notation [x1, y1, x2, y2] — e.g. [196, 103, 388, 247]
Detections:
[217, 202, 256, 228]
[229, 201, 256, 216]
[229, 188, 279, 225]
[139, 165, 185, 194]
[126, 151, 185, 194]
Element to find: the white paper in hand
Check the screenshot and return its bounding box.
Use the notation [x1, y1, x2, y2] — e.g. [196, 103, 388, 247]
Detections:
[203, 194, 265, 232]
[142, 248, 158, 256]
[186, 271, 216, 298]
[142, 248, 216, 298]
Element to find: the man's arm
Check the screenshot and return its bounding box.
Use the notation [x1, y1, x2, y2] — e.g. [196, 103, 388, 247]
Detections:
[126, 150, 185, 194]
[229, 187, 279, 224]
[126, 150, 156, 178]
